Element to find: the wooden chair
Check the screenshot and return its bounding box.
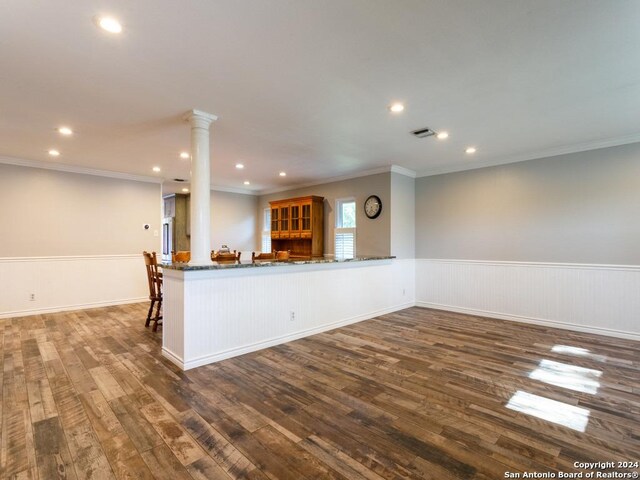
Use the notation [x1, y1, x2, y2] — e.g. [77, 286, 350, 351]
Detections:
[143, 251, 162, 332]
[172, 250, 190, 263]
[211, 250, 241, 263]
[252, 251, 276, 262]
[275, 250, 291, 261]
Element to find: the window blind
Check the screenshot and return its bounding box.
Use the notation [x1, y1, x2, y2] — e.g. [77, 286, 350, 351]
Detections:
[262, 208, 271, 253]
[335, 228, 355, 259]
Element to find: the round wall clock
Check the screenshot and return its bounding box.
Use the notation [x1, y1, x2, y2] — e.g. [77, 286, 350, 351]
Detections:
[364, 195, 382, 219]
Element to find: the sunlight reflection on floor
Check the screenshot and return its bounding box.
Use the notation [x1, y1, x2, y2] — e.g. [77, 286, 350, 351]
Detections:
[506, 390, 590, 432]
[551, 345, 608, 362]
[529, 359, 602, 394]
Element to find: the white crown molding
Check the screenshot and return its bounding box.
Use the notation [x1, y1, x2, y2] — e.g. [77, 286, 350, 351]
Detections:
[257, 166, 390, 195]
[0, 155, 162, 183]
[0, 155, 417, 195]
[256, 164, 415, 196]
[390, 165, 417, 178]
[416, 132, 640, 178]
[210, 185, 256, 195]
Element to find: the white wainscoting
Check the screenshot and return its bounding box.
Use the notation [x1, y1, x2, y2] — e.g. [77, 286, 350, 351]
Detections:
[0, 255, 148, 318]
[416, 259, 640, 341]
[163, 258, 416, 370]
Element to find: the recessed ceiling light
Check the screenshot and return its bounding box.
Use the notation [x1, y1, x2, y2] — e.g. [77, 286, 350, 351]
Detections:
[96, 16, 123, 34]
[152, 166, 161, 172]
[465, 147, 477, 154]
[436, 131, 449, 140]
[389, 103, 405, 113]
[179, 152, 189, 159]
[58, 126, 73, 136]
[235, 163, 244, 169]
[279, 171, 287, 177]
[243, 181, 250, 185]
[48, 149, 60, 157]
[182, 188, 189, 193]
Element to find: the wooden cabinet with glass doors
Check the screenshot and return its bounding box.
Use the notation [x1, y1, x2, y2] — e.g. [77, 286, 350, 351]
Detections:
[270, 196, 323, 258]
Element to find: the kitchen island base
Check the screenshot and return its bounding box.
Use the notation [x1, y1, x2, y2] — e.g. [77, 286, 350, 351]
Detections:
[161, 258, 413, 370]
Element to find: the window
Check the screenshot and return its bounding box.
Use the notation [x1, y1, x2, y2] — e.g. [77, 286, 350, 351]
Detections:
[335, 198, 356, 259]
[261, 208, 271, 253]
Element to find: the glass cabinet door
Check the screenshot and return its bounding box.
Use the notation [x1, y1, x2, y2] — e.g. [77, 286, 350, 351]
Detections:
[291, 205, 300, 232]
[301, 203, 312, 231]
[271, 207, 279, 232]
[280, 206, 289, 233]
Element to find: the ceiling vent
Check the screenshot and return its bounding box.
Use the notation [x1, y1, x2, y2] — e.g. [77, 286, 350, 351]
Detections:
[411, 127, 435, 138]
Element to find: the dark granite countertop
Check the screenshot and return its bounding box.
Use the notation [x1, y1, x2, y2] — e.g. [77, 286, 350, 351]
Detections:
[161, 255, 395, 271]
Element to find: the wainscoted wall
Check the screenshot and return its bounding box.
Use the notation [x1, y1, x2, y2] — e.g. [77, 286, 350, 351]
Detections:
[415, 259, 640, 340]
[163, 258, 416, 370]
[0, 255, 148, 318]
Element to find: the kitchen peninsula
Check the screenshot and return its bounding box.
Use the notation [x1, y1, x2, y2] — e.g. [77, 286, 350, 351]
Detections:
[161, 256, 412, 370]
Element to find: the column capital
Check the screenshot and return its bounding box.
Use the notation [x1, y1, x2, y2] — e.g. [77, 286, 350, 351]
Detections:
[183, 109, 218, 129]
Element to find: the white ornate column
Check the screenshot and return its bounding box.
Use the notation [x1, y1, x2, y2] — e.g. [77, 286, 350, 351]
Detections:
[184, 109, 217, 265]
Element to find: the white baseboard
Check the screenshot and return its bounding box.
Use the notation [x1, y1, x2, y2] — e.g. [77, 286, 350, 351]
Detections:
[161, 346, 186, 369]
[0, 297, 148, 320]
[0, 254, 149, 318]
[416, 301, 640, 342]
[164, 301, 415, 370]
[415, 258, 640, 342]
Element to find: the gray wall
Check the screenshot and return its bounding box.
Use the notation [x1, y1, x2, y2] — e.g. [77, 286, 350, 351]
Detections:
[390, 172, 415, 259]
[211, 190, 258, 252]
[415, 143, 640, 264]
[0, 163, 161, 256]
[258, 173, 391, 256]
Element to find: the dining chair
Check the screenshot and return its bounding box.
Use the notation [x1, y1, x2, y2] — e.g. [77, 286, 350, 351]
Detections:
[251, 251, 276, 262]
[211, 250, 241, 263]
[275, 250, 291, 261]
[172, 250, 191, 263]
[143, 251, 162, 331]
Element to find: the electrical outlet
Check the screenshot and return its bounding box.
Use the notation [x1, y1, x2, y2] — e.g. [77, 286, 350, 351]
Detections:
[29, 293, 35, 301]
[402, 288, 406, 296]
[289, 311, 295, 321]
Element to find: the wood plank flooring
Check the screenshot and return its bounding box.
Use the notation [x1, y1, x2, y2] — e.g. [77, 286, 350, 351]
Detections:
[1, 304, 638, 479]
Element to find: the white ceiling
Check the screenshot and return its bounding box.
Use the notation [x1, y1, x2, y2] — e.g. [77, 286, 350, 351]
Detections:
[2, 1, 640, 194]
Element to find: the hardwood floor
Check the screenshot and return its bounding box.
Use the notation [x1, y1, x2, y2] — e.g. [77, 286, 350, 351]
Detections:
[1, 304, 638, 479]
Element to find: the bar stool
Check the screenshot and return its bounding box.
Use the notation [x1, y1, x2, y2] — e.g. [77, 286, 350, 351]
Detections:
[143, 251, 162, 332]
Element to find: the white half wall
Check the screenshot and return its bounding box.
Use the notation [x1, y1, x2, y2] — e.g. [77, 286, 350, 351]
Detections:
[415, 259, 640, 341]
[162, 259, 415, 370]
[0, 255, 148, 318]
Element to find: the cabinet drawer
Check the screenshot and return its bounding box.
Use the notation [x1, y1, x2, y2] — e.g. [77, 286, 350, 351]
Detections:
[301, 232, 312, 239]
[271, 232, 279, 239]
[280, 232, 290, 239]
[289, 232, 301, 239]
